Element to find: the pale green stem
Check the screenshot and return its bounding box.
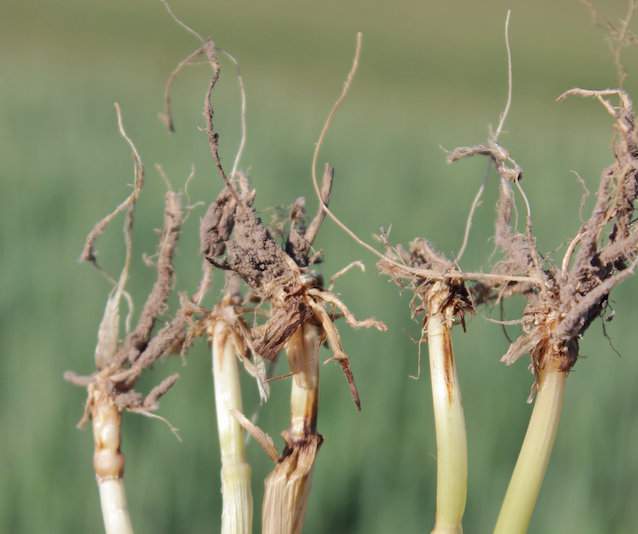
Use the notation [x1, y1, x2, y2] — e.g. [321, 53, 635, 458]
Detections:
[212, 318, 253, 534]
[493, 367, 566, 534]
[428, 308, 468, 534]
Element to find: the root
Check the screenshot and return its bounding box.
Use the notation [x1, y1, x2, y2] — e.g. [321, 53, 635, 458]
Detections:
[580, 0, 638, 87]
[306, 298, 361, 410]
[159, 45, 205, 132]
[327, 260, 365, 290]
[221, 49, 248, 179]
[202, 41, 241, 202]
[80, 103, 144, 267]
[307, 288, 387, 332]
[304, 164, 334, 247]
[69, 102, 195, 432]
[493, 10, 514, 142]
[118, 190, 183, 365]
[159, 0, 204, 43]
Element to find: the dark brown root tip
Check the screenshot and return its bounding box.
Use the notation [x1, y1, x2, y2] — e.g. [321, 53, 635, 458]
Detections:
[338, 358, 361, 410]
[158, 113, 175, 133]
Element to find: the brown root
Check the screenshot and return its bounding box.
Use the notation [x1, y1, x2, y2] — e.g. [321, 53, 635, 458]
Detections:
[118, 190, 183, 365]
[159, 46, 205, 132]
[67, 106, 205, 437]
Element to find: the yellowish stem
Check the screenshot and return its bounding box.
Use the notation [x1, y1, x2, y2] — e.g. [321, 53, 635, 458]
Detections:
[428, 304, 468, 534]
[212, 318, 253, 534]
[262, 324, 322, 534]
[493, 366, 566, 534]
[288, 324, 320, 440]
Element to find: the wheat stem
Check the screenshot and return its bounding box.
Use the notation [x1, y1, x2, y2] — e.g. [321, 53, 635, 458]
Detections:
[211, 317, 253, 534]
[91, 387, 134, 534]
[97, 479, 134, 534]
[493, 366, 566, 534]
[427, 294, 468, 534]
[262, 324, 322, 534]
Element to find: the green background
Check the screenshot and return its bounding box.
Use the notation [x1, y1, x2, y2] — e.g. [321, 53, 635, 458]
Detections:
[3, 1, 638, 532]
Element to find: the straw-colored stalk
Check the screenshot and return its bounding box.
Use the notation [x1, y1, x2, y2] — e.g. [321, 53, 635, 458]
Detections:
[493, 361, 566, 534]
[262, 323, 322, 534]
[211, 317, 253, 534]
[91, 384, 134, 534]
[428, 287, 468, 534]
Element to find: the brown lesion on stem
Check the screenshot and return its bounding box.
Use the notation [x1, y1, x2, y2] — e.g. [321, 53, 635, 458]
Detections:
[440, 319, 456, 403]
[377, 235, 473, 375]
[428, 282, 466, 404]
[90, 381, 125, 481]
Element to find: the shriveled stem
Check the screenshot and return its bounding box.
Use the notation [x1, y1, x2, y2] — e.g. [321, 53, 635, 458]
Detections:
[494, 365, 566, 534]
[211, 317, 253, 534]
[91, 386, 134, 534]
[428, 289, 468, 534]
[262, 323, 322, 534]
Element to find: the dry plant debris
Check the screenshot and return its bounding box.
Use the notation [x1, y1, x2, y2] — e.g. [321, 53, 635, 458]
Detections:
[64, 2, 638, 532]
[307, 16, 638, 531]
[376, 90, 638, 400]
[63, 101, 216, 534]
[165, 36, 388, 411]
[377, 236, 473, 338]
[200, 168, 386, 409]
[348, 12, 638, 398]
[156, 25, 386, 533]
[443, 87, 638, 397]
[158, 25, 386, 407]
[65, 103, 192, 431]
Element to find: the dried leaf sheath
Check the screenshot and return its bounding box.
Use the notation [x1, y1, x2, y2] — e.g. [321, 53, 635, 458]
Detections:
[262, 324, 322, 534]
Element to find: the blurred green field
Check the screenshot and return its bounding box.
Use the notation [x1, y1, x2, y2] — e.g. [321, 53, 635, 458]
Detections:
[3, 1, 638, 532]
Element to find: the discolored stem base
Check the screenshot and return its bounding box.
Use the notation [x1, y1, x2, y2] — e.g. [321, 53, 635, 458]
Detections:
[262, 324, 322, 534]
[427, 299, 468, 534]
[91, 385, 134, 534]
